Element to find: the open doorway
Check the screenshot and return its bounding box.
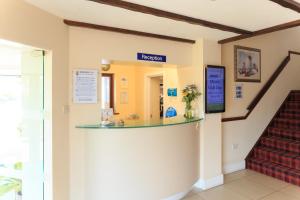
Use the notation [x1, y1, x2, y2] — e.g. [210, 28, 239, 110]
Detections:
[0, 41, 44, 200]
[149, 75, 163, 120]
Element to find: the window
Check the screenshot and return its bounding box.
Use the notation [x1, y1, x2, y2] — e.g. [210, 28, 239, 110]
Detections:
[101, 73, 114, 111]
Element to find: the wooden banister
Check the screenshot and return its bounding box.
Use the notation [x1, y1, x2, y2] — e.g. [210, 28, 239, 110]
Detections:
[222, 51, 300, 122]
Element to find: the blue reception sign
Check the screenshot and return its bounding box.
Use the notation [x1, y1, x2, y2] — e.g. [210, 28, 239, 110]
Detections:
[205, 65, 225, 113]
[137, 53, 166, 62]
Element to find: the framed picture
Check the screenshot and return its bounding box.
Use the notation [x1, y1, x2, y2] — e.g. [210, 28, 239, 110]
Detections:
[234, 45, 261, 82]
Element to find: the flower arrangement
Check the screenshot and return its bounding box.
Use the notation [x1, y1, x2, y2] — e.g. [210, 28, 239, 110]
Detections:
[182, 84, 201, 118]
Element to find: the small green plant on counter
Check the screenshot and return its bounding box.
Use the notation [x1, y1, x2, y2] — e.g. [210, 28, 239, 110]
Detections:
[182, 84, 201, 119]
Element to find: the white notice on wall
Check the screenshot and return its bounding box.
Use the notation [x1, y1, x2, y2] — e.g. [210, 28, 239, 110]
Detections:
[73, 69, 98, 103]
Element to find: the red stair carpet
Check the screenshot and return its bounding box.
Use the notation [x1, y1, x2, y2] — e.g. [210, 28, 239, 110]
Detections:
[246, 90, 300, 186]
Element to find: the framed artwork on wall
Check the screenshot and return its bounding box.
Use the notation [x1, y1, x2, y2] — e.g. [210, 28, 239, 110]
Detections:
[234, 45, 261, 82]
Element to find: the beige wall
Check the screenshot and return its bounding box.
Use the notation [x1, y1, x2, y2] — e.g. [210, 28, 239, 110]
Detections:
[68, 27, 197, 200]
[0, 1, 69, 200]
[84, 124, 200, 200]
[195, 39, 223, 189]
[221, 27, 300, 172]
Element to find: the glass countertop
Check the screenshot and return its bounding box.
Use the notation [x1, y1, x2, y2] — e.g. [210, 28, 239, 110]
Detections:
[76, 116, 202, 129]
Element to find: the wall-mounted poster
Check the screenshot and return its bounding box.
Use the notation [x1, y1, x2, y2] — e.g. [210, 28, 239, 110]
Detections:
[73, 69, 98, 104]
[235, 45, 261, 82]
[205, 65, 225, 113]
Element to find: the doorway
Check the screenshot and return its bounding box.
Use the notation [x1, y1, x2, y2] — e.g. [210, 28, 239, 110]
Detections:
[149, 75, 163, 121]
[0, 43, 44, 200]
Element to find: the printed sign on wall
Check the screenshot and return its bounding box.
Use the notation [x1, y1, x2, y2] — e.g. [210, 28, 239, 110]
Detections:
[73, 69, 98, 104]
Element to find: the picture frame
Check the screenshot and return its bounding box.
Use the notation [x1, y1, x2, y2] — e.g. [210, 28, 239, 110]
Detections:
[234, 45, 261, 82]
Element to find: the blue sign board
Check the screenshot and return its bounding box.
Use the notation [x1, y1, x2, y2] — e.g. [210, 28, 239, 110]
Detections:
[137, 53, 166, 62]
[167, 88, 177, 97]
[205, 66, 225, 113]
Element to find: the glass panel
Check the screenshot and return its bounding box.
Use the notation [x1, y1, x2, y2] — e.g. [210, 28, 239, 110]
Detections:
[101, 76, 110, 109]
[0, 47, 44, 200]
[76, 116, 202, 129]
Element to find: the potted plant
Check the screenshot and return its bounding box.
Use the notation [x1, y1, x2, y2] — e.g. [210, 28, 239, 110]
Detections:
[182, 84, 201, 119]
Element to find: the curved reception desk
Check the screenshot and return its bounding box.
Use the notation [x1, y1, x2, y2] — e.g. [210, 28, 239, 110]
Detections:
[77, 117, 201, 200]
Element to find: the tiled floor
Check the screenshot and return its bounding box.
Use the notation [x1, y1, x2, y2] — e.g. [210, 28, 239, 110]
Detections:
[183, 169, 300, 200]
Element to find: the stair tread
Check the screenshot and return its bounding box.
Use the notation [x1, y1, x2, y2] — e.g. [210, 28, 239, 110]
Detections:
[260, 136, 300, 154]
[268, 127, 300, 142]
[255, 146, 300, 158]
[247, 157, 300, 176]
[262, 135, 300, 145]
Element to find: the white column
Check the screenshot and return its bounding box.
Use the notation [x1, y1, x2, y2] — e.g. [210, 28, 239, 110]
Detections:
[193, 39, 224, 190]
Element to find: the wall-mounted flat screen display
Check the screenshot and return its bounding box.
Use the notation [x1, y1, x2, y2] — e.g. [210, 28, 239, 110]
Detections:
[205, 65, 225, 113]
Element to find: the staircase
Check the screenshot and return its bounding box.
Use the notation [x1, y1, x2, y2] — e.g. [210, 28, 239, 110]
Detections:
[246, 90, 300, 186]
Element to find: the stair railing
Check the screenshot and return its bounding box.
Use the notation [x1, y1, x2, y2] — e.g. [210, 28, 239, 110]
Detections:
[222, 51, 300, 122]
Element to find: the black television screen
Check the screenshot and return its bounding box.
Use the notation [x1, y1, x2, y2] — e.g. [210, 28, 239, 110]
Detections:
[205, 65, 225, 113]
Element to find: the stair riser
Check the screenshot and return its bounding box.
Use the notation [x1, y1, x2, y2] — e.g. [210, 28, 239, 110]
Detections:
[247, 161, 300, 186]
[281, 109, 300, 115]
[290, 94, 300, 101]
[269, 128, 300, 141]
[285, 103, 300, 110]
[260, 138, 300, 154]
[279, 113, 300, 119]
[254, 149, 300, 170]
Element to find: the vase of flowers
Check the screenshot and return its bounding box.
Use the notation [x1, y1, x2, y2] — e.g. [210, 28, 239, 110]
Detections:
[182, 84, 201, 119]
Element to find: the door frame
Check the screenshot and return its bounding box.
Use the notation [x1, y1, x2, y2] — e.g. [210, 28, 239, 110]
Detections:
[144, 72, 163, 121]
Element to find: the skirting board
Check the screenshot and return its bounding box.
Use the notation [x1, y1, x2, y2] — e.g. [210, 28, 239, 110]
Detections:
[194, 174, 224, 190]
[223, 160, 245, 174]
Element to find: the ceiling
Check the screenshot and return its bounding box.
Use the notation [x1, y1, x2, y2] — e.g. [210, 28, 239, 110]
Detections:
[25, 0, 300, 41]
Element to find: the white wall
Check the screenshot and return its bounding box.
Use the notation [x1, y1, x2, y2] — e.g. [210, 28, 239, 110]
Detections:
[221, 27, 300, 172]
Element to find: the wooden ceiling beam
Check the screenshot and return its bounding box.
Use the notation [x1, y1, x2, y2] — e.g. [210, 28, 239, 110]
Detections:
[269, 0, 300, 13]
[88, 0, 252, 35]
[218, 19, 300, 44]
[64, 19, 196, 44]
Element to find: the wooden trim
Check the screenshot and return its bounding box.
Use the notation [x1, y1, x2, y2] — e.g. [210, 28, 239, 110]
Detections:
[88, 0, 252, 35]
[102, 73, 115, 111]
[222, 116, 247, 122]
[219, 20, 300, 44]
[64, 20, 195, 44]
[222, 51, 300, 122]
[289, 50, 300, 56]
[269, 0, 300, 13]
[234, 45, 262, 83]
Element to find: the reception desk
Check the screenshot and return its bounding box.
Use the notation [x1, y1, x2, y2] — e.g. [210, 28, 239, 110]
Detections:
[77, 117, 201, 200]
